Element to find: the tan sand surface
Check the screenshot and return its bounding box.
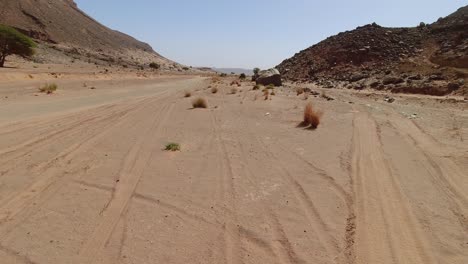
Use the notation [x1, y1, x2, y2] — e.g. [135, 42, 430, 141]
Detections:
[0, 72, 467, 264]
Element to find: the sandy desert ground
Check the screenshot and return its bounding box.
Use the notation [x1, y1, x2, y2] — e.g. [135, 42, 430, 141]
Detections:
[0, 67, 467, 264]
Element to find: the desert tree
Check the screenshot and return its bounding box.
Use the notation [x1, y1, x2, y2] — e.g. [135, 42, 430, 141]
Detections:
[253, 67, 260, 75]
[252, 67, 260, 81]
[0, 24, 36, 67]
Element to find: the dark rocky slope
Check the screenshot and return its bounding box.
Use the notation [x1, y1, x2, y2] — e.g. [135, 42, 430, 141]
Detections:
[277, 6, 468, 96]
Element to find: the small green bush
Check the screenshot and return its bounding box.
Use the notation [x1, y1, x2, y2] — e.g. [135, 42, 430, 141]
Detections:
[239, 73, 246, 79]
[165, 143, 181, 151]
[149, 62, 160, 69]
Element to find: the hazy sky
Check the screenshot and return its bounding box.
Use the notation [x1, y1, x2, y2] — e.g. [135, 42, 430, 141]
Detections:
[75, 0, 467, 69]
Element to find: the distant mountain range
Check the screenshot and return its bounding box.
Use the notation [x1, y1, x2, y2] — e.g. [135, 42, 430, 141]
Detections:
[212, 68, 253, 75]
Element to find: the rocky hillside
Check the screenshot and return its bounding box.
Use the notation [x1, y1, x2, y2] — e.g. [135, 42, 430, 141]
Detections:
[277, 6, 468, 96]
[0, 0, 178, 69]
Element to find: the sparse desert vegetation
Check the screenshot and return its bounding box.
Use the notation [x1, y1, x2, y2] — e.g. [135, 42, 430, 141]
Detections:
[0, 24, 36, 67]
[1, 2, 467, 264]
[39, 83, 58, 94]
[192, 97, 208, 108]
[230, 80, 241, 87]
[165, 142, 181, 151]
[300, 102, 323, 129]
[252, 67, 260, 81]
[149, 62, 160, 69]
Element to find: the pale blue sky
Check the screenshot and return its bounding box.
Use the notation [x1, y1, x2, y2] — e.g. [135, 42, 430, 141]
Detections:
[75, 0, 467, 69]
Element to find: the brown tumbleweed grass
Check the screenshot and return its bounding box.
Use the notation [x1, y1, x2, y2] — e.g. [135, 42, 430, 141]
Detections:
[192, 97, 208, 108]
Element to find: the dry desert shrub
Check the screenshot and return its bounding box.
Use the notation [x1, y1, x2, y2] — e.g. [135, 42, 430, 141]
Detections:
[263, 89, 269, 100]
[39, 83, 57, 94]
[253, 84, 261, 90]
[184, 91, 192, 97]
[165, 143, 180, 151]
[296, 88, 304, 96]
[211, 87, 218, 94]
[300, 102, 323, 129]
[192, 97, 208, 108]
[230, 80, 241, 87]
[231, 88, 237, 94]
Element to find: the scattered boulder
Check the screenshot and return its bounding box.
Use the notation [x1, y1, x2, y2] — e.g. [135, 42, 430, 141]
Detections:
[384, 96, 395, 103]
[382, 76, 404, 85]
[429, 74, 445, 81]
[352, 83, 365, 90]
[321, 94, 335, 101]
[447, 82, 460, 91]
[256, 68, 282, 86]
[408, 74, 422, 80]
[349, 74, 367, 82]
[370, 81, 381, 88]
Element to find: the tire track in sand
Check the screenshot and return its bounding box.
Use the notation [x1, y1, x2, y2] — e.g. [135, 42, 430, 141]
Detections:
[387, 114, 468, 209]
[0, 96, 157, 177]
[351, 111, 436, 264]
[0, 96, 162, 225]
[236, 101, 346, 262]
[77, 101, 175, 264]
[211, 106, 305, 264]
[242, 127, 339, 263]
[209, 113, 243, 264]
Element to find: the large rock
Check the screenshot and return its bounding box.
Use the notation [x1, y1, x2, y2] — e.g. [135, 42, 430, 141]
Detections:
[382, 76, 404, 85]
[256, 68, 282, 86]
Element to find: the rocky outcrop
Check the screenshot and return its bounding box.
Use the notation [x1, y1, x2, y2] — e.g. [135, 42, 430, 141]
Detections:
[277, 6, 468, 96]
[256, 68, 282, 86]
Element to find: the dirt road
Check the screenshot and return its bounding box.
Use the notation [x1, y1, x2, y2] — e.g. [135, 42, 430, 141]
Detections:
[0, 76, 466, 264]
